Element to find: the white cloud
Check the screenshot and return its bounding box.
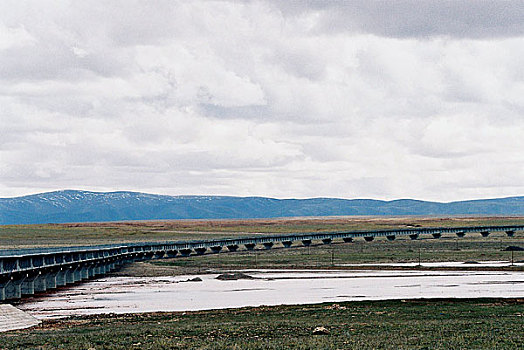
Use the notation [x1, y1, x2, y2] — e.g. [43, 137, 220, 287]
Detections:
[0, 1, 523, 201]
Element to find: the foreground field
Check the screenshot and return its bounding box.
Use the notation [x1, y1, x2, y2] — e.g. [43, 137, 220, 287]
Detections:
[2, 299, 523, 349]
[1, 216, 523, 248]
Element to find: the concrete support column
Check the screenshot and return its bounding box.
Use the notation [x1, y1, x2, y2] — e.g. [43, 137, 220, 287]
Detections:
[33, 273, 47, 292]
[210, 246, 222, 253]
[322, 238, 332, 245]
[95, 264, 104, 276]
[195, 248, 207, 255]
[21, 274, 38, 296]
[0, 277, 23, 300]
[245, 243, 256, 251]
[302, 240, 312, 246]
[364, 236, 374, 242]
[46, 271, 58, 289]
[263, 242, 274, 250]
[506, 231, 515, 237]
[409, 234, 419, 240]
[480, 231, 490, 237]
[80, 265, 89, 280]
[343, 237, 353, 243]
[282, 241, 293, 248]
[180, 249, 192, 257]
[1, 276, 25, 300]
[386, 235, 396, 241]
[432, 233, 441, 239]
[73, 266, 82, 282]
[165, 250, 178, 258]
[55, 269, 67, 287]
[227, 245, 239, 252]
[65, 268, 75, 284]
[87, 265, 96, 278]
[456, 231, 466, 238]
[0, 280, 7, 301]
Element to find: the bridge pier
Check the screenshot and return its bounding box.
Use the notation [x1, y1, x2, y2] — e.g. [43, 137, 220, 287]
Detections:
[80, 265, 89, 280]
[210, 246, 222, 253]
[432, 233, 441, 239]
[165, 250, 178, 258]
[263, 242, 274, 250]
[506, 230, 515, 237]
[72, 266, 82, 282]
[302, 240, 312, 246]
[409, 234, 419, 240]
[21, 274, 37, 296]
[87, 265, 96, 278]
[245, 243, 256, 251]
[282, 241, 293, 248]
[33, 273, 47, 292]
[343, 237, 353, 243]
[195, 248, 207, 255]
[227, 245, 239, 252]
[45, 271, 58, 289]
[180, 249, 192, 257]
[386, 235, 396, 241]
[322, 238, 332, 245]
[456, 231, 466, 238]
[64, 267, 75, 284]
[3, 278, 24, 300]
[0, 277, 9, 300]
[364, 236, 374, 242]
[56, 269, 67, 287]
[0, 276, 25, 300]
[480, 231, 490, 237]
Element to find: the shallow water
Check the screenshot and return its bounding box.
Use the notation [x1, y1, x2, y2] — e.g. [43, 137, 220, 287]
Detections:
[19, 268, 524, 319]
[340, 261, 524, 267]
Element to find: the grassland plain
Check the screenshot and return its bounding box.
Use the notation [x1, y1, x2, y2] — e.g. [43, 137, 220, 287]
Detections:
[1, 216, 523, 248]
[1, 299, 523, 349]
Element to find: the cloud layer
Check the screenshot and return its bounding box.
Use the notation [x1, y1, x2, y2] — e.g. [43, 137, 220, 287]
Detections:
[1, 1, 523, 201]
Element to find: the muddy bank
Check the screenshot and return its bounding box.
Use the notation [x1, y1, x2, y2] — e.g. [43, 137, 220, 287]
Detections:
[110, 260, 524, 278]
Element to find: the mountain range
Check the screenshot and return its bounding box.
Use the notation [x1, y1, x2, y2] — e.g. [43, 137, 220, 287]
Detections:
[0, 190, 523, 225]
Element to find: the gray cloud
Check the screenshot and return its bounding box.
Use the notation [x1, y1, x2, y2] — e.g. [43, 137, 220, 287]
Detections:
[276, 0, 524, 38]
[0, 1, 523, 201]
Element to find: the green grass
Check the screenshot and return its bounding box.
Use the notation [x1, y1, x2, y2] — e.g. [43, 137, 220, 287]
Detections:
[2, 299, 523, 349]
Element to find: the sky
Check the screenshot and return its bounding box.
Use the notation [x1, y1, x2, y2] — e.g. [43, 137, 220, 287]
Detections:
[1, 0, 523, 201]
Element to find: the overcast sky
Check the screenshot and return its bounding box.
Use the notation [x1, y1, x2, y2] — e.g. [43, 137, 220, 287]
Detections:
[1, 0, 523, 201]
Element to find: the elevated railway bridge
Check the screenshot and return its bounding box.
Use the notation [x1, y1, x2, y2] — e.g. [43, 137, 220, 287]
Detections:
[1, 225, 522, 301]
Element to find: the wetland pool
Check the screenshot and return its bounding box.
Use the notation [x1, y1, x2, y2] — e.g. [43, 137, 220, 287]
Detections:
[19, 269, 524, 319]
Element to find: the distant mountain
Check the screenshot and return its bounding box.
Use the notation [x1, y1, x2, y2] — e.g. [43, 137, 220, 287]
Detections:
[0, 190, 523, 225]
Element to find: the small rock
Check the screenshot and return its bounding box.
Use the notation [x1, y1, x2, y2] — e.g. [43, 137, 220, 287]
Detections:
[216, 272, 254, 280]
[312, 326, 330, 335]
[182, 277, 202, 282]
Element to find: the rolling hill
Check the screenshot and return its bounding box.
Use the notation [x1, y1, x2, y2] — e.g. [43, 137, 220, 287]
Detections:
[0, 190, 523, 225]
